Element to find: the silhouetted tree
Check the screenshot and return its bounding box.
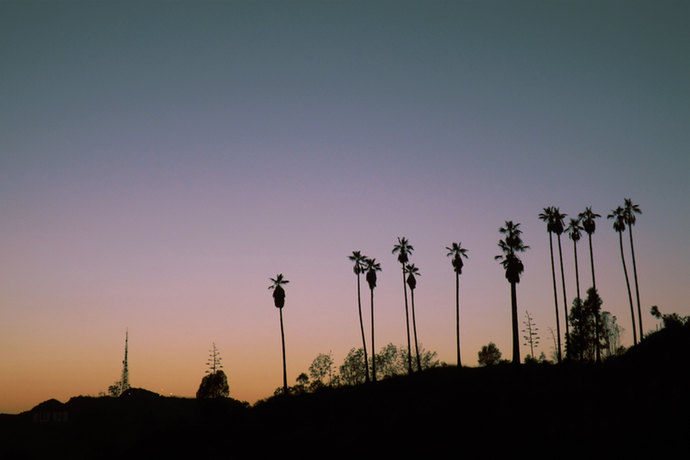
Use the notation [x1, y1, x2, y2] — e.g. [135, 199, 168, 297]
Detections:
[309, 351, 335, 388]
[608, 207, 637, 345]
[478, 342, 502, 366]
[600, 311, 625, 359]
[269, 273, 290, 396]
[567, 217, 584, 302]
[567, 288, 602, 362]
[196, 370, 229, 398]
[495, 221, 529, 364]
[539, 207, 562, 363]
[339, 347, 368, 385]
[348, 251, 370, 383]
[552, 207, 570, 356]
[405, 263, 423, 372]
[624, 198, 644, 339]
[650, 305, 688, 329]
[579, 206, 602, 362]
[446, 242, 469, 367]
[522, 311, 540, 359]
[364, 257, 382, 382]
[197, 345, 229, 398]
[392, 237, 414, 374]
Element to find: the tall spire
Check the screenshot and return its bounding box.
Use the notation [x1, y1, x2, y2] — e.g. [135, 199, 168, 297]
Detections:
[120, 327, 130, 392]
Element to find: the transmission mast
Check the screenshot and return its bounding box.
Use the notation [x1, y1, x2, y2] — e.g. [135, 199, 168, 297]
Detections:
[120, 328, 130, 392]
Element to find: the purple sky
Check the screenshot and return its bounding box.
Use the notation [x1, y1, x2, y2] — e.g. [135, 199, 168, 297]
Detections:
[1, 0, 689, 414]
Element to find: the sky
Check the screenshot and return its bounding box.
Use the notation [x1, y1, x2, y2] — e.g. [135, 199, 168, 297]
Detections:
[1, 0, 688, 414]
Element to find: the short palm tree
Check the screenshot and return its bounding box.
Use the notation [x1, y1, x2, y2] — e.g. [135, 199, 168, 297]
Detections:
[446, 242, 469, 367]
[579, 206, 601, 362]
[348, 251, 370, 383]
[364, 258, 382, 381]
[268, 274, 290, 396]
[567, 217, 584, 302]
[495, 221, 529, 364]
[608, 207, 638, 345]
[392, 237, 414, 374]
[538, 207, 562, 363]
[624, 198, 643, 339]
[405, 263, 423, 372]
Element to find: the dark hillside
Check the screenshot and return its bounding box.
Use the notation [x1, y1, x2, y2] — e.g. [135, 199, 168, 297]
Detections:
[2, 325, 688, 459]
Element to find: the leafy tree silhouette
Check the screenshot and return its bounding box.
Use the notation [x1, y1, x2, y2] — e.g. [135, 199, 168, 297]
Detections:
[364, 257, 382, 382]
[608, 207, 638, 345]
[348, 251, 370, 383]
[478, 342, 502, 366]
[567, 288, 602, 362]
[392, 237, 414, 374]
[579, 206, 602, 362]
[539, 207, 562, 363]
[446, 242, 469, 367]
[196, 343, 229, 398]
[495, 221, 529, 364]
[269, 273, 290, 396]
[405, 263, 423, 372]
[624, 198, 643, 340]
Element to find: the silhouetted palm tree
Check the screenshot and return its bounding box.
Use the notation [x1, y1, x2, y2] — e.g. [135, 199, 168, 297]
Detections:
[552, 207, 570, 356]
[269, 274, 290, 396]
[495, 221, 529, 364]
[446, 242, 469, 367]
[608, 207, 638, 345]
[405, 263, 423, 372]
[392, 237, 414, 374]
[579, 206, 601, 362]
[348, 251, 370, 383]
[538, 207, 562, 363]
[567, 217, 584, 302]
[364, 257, 382, 382]
[624, 198, 643, 340]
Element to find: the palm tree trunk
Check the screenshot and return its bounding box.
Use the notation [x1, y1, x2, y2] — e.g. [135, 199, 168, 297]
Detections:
[573, 239, 580, 302]
[280, 308, 288, 396]
[456, 272, 461, 367]
[356, 274, 370, 383]
[628, 226, 643, 340]
[548, 233, 562, 363]
[410, 288, 422, 372]
[511, 281, 520, 364]
[589, 234, 601, 363]
[618, 231, 638, 345]
[401, 265, 413, 374]
[557, 234, 569, 357]
[370, 287, 377, 382]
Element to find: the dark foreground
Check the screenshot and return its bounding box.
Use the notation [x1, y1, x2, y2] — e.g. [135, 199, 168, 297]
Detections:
[3, 326, 689, 459]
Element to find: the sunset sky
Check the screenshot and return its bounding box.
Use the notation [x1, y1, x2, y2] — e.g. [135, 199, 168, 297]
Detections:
[1, 0, 688, 414]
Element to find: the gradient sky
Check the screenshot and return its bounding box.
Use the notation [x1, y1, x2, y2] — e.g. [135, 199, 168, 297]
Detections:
[1, 0, 688, 414]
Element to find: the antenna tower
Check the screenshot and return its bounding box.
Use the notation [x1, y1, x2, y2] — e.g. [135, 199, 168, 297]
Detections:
[120, 328, 130, 392]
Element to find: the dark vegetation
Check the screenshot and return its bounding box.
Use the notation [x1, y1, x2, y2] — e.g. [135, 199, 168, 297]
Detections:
[3, 324, 688, 459]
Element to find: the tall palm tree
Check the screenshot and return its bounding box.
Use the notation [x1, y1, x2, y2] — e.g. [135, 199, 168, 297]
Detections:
[579, 206, 601, 362]
[364, 258, 382, 382]
[538, 207, 562, 363]
[567, 217, 584, 302]
[495, 221, 529, 364]
[405, 263, 423, 372]
[446, 242, 469, 367]
[624, 198, 643, 340]
[552, 207, 570, 356]
[268, 274, 290, 396]
[608, 207, 638, 345]
[348, 251, 370, 383]
[392, 237, 414, 374]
